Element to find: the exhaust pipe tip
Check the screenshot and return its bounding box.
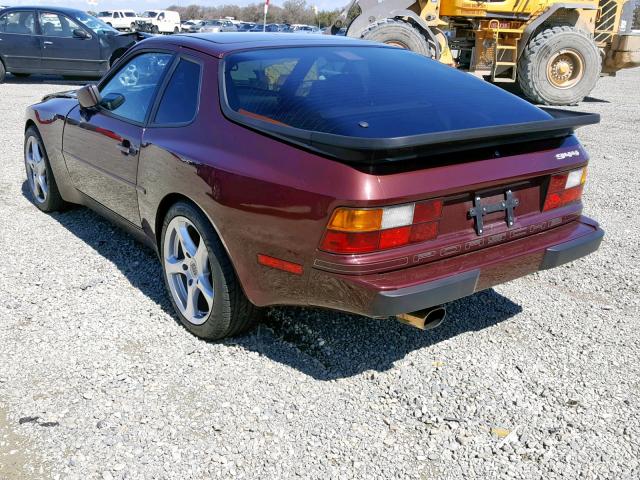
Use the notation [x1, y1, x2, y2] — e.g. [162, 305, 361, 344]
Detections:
[396, 306, 446, 330]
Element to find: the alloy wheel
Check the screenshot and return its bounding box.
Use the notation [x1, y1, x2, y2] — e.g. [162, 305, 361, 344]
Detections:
[163, 216, 215, 325]
[25, 136, 48, 204]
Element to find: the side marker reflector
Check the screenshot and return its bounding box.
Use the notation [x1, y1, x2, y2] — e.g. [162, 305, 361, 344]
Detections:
[257, 254, 303, 275]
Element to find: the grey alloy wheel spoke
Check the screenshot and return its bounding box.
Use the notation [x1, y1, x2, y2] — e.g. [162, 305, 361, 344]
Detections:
[163, 216, 215, 325]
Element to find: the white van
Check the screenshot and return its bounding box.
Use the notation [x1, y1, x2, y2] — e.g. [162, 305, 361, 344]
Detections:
[97, 10, 139, 31]
[140, 10, 181, 34]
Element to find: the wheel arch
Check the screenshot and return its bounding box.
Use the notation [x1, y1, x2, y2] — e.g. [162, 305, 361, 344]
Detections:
[25, 119, 37, 133]
[518, 4, 598, 59]
[153, 192, 253, 302]
[154, 193, 234, 266]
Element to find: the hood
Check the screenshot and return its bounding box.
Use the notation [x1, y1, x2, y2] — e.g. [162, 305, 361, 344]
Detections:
[42, 90, 77, 102]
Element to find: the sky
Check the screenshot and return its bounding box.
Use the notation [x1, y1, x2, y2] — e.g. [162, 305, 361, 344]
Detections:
[2, 0, 348, 12]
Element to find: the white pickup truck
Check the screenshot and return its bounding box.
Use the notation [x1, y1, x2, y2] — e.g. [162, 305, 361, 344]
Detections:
[97, 10, 140, 32]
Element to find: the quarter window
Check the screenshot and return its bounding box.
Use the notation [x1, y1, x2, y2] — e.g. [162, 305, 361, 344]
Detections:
[0, 11, 36, 34]
[154, 59, 201, 124]
[100, 53, 173, 123]
[39, 13, 82, 38]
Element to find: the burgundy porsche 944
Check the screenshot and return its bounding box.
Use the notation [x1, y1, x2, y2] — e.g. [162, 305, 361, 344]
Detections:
[24, 33, 604, 340]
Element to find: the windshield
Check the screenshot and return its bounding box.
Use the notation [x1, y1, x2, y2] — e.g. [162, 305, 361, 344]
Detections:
[142, 11, 158, 18]
[97, 11, 112, 17]
[223, 47, 551, 138]
[75, 12, 118, 34]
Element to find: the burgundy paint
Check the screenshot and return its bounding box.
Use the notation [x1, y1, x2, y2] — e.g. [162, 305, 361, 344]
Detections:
[25, 34, 603, 318]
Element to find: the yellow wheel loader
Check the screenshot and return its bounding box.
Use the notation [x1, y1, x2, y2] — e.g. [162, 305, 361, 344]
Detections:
[330, 0, 640, 105]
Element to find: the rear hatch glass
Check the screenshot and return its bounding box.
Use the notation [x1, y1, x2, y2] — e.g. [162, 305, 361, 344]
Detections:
[222, 46, 550, 138]
[221, 46, 598, 163]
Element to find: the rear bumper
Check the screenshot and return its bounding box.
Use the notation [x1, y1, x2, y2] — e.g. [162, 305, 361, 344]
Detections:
[371, 224, 603, 316]
[306, 216, 603, 317]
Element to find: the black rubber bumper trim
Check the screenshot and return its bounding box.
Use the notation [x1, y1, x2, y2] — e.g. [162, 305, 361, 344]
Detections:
[539, 226, 605, 270]
[368, 224, 604, 317]
[369, 270, 480, 317]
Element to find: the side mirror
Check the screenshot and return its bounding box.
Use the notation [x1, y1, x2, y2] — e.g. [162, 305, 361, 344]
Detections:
[77, 84, 101, 109]
[100, 92, 125, 111]
[73, 28, 90, 39]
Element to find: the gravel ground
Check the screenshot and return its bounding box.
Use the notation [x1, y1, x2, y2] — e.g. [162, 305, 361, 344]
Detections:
[0, 70, 639, 480]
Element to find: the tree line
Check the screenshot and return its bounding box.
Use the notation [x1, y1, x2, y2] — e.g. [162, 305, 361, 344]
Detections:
[166, 0, 343, 27]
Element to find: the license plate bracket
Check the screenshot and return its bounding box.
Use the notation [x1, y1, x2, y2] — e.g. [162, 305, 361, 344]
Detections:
[468, 190, 520, 235]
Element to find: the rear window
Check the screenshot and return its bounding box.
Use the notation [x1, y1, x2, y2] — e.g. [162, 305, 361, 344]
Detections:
[223, 47, 551, 138]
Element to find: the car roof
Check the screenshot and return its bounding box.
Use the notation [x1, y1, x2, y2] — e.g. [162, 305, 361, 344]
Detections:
[141, 32, 386, 58]
[0, 5, 85, 15]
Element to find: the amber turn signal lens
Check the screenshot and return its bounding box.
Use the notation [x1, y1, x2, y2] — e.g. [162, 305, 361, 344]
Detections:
[328, 208, 383, 232]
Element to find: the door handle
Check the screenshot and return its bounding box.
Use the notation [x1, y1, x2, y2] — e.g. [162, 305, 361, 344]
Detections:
[43, 41, 53, 46]
[118, 139, 138, 156]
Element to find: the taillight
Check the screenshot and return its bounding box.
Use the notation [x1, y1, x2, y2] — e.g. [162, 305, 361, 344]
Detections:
[320, 199, 443, 254]
[543, 166, 587, 211]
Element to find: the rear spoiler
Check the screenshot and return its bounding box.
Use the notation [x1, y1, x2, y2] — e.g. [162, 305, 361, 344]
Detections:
[221, 105, 600, 165]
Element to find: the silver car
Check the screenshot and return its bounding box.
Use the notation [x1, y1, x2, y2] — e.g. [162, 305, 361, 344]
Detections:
[201, 19, 237, 33]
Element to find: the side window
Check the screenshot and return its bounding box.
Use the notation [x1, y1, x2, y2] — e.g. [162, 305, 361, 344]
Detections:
[0, 11, 36, 34]
[39, 13, 82, 37]
[100, 52, 173, 123]
[154, 58, 201, 124]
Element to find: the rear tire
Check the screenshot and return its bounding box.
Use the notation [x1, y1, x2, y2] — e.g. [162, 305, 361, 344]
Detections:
[0, 61, 5, 84]
[160, 202, 262, 340]
[24, 126, 66, 212]
[130, 22, 136, 32]
[518, 26, 601, 105]
[361, 19, 434, 57]
[174, 26, 179, 34]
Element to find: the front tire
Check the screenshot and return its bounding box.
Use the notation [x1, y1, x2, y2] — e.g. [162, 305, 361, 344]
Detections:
[518, 26, 601, 105]
[152, 25, 159, 34]
[361, 19, 434, 57]
[160, 202, 262, 340]
[24, 126, 66, 212]
[0, 61, 5, 84]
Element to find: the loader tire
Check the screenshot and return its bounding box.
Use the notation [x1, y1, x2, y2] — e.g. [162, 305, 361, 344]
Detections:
[518, 26, 601, 105]
[361, 19, 434, 58]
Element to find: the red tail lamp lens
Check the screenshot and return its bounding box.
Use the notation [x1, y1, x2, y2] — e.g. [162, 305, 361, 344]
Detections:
[548, 173, 569, 193]
[543, 192, 563, 211]
[543, 168, 586, 212]
[413, 200, 443, 223]
[320, 230, 380, 254]
[321, 198, 443, 254]
[379, 226, 411, 249]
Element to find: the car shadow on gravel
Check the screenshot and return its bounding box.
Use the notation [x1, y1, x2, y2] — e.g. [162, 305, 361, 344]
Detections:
[236, 290, 522, 380]
[21, 182, 176, 318]
[23, 182, 522, 380]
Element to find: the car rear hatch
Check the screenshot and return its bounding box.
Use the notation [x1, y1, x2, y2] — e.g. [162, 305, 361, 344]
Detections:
[219, 44, 599, 272]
